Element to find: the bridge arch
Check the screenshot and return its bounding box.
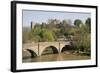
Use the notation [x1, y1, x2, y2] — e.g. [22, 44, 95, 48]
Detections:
[24, 49, 37, 58]
[41, 46, 59, 55]
[61, 45, 73, 53]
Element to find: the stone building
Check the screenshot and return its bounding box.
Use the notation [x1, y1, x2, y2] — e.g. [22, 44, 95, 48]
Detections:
[31, 21, 35, 30]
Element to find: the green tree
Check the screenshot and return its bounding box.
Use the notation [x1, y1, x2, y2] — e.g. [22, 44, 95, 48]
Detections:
[22, 31, 34, 43]
[41, 29, 55, 42]
[74, 19, 83, 27]
[85, 18, 91, 33]
[73, 24, 91, 54]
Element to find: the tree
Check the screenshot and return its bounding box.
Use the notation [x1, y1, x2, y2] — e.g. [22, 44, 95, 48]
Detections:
[85, 18, 91, 26]
[85, 18, 91, 33]
[41, 29, 55, 42]
[74, 19, 83, 27]
[22, 31, 34, 43]
[73, 24, 91, 54]
[67, 28, 77, 36]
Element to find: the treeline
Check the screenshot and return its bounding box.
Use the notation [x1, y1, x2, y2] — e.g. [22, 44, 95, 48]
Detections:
[23, 18, 91, 53]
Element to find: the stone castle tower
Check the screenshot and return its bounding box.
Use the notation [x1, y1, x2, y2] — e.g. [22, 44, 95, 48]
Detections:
[31, 21, 34, 30]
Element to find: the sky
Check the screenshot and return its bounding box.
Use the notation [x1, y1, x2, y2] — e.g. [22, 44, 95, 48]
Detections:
[22, 10, 91, 27]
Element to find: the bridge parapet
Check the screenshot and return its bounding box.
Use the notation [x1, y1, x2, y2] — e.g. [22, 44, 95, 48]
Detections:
[23, 41, 71, 49]
[23, 43, 35, 49]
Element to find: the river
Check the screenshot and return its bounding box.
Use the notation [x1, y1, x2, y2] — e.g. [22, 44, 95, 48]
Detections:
[23, 53, 90, 63]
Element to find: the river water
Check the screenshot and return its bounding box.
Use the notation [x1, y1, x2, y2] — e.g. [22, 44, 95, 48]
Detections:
[23, 53, 90, 63]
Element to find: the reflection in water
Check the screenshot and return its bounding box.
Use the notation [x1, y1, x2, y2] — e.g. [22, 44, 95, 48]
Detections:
[23, 53, 90, 63]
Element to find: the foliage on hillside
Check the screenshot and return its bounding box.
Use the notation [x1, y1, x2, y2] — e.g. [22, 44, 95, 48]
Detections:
[23, 18, 91, 54]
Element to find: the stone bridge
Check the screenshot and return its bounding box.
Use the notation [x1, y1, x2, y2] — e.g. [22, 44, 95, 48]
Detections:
[23, 41, 72, 57]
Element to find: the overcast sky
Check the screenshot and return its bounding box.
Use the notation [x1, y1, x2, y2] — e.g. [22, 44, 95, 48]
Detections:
[22, 10, 91, 27]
